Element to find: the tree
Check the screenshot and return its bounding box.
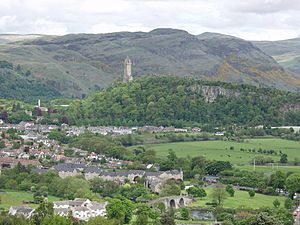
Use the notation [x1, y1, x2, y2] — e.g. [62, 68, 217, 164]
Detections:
[106, 198, 134, 224]
[33, 202, 54, 225]
[248, 190, 255, 198]
[275, 208, 294, 225]
[85, 216, 118, 225]
[280, 154, 288, 163]
[160, 210, 175, 225]
[160, 149, 178, 171]
[273, 199, 280, 208]
[268, 171, 286, 189]
[41, 215, 72, 225]
[187, 187, 207, 198]
[160, 180, 182, 197]
[212, 185, 227, 206]
[134, 214, 148, 225]
[225, 185, 235, 197]
[0, 111, 8, 122]
[179, 207, 190, 220]
[0, 141, 5, 149]
[248, 212, 283, 225]
[286, 173, 300, 197]
[205, 161, 232, 175]
[284, 198, 293, 210]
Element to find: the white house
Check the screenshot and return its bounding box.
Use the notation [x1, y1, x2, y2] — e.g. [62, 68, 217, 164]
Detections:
[53, 198, 107, 221]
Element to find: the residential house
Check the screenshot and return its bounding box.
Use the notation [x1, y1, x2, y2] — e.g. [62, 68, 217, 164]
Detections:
[53, 198, 107, 221]
[9, 206, 35, 218]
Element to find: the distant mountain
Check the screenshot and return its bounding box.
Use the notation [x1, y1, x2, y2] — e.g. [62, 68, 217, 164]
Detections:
[0, 34, 45, 44]
[253, 38, 300, 79]
[0, 29, 299, 97]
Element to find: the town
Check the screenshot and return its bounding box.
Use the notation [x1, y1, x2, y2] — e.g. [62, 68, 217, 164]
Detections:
[1, 1, 300, 224]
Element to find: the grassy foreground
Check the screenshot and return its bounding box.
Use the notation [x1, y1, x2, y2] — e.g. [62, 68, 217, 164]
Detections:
[132, 138, 300, 165]
[0, 190, 60, 210]
[190, 188, 285, 209]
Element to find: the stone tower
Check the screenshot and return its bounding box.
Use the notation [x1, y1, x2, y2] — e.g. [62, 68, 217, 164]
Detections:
[123, 56, 133, 82]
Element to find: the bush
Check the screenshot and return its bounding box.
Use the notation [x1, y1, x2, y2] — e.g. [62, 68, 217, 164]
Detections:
[284, 198, 293, 210]
[226, 185, 235, 197]
[179, 207, 190, 220]
[248, 190, 255, 198]
[273, 199, 280, 208]
[263, 187, 278, 196]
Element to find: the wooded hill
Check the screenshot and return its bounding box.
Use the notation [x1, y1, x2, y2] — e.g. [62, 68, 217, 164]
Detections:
[0, 60, 61, 102]
[65, 76, 300, 127]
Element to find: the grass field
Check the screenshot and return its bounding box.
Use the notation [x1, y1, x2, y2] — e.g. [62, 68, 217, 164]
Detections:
[190, 188, 286, 209]
[131, 138, 300, 165]
[0, 190, 60, 210]
[236, 165, 300, 173]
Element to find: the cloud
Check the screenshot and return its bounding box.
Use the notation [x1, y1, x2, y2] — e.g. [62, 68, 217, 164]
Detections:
[229, 0, 300, 14]
[0, 0, 299, 40]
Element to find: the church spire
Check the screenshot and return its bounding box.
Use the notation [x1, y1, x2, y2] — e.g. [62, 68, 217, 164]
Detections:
[123, 56, 133, 82]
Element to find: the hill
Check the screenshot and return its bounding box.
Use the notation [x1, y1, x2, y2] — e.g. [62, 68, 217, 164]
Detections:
[0, 60, 61, 102]
[0, 29, 299, 98]
[65, 76, 300, 127]
[254, 38, 300, 79]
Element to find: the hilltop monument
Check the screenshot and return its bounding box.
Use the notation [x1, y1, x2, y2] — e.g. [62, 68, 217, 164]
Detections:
[123, 56, 133, 82]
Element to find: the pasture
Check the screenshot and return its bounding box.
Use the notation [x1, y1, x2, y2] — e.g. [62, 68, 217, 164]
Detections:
[131, 138, 300, 165]
[190, 188, 286, 209]
[0, 190, 60, 210]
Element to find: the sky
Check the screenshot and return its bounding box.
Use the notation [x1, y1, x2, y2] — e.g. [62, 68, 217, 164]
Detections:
[0, 0, 300, 41]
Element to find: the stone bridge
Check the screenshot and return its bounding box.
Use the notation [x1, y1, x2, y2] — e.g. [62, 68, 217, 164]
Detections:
[149, 196, 194, 209]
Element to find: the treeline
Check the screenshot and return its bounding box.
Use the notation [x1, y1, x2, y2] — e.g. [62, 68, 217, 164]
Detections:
[65, 76, 300, 127]
[0, 60, 61, 102]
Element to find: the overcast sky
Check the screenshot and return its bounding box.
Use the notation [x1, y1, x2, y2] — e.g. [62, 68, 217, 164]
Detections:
[0, 0, 300, 41]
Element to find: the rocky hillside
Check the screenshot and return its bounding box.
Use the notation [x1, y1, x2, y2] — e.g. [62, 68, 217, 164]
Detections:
[0, 29, 299, 97]
[66, 76, 300, 127]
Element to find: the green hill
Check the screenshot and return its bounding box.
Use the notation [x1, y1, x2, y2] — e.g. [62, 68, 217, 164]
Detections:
[0, 29, 299, 98]
[66, 76, 300, 127]
[0, 60, 61, 102]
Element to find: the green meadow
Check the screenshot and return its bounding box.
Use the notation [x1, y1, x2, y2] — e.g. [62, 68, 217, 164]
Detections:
[129, 138, 300, 173]
[132, 138, 300, 165]
[190, 188, 286, 209]
[0, 190, 60, 210]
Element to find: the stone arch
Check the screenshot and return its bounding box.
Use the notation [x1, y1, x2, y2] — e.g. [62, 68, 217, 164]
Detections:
[179, 198, 184, 206]
[170, 199, 176, 208]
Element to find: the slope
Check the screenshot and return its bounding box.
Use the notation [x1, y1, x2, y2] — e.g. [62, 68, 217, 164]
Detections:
[254, 38, 300, 79]
[0, 29, 299, 97]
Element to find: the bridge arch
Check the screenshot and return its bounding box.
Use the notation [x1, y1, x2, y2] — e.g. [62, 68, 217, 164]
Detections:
[179, 198, 184, 206]
[170, 199, 176, 208]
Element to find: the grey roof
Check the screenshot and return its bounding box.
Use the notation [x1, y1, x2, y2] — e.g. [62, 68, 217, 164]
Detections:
[54, 200, 71, 206]
[89, 202, 107, 210]
[70, 201, 86, 207]
[145, 171, 164, 177]
[99, 169, 181, 178]
[11, 206, 35, 214]
[146, 170, 181, 177]
[100, 170, 144, 177]
[32, 168, 49, 174]
[54, 208, 69, 214]
[73, 206, 90, 212]
[85, 166, 102, 174]
[54, 163, 102, 174]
